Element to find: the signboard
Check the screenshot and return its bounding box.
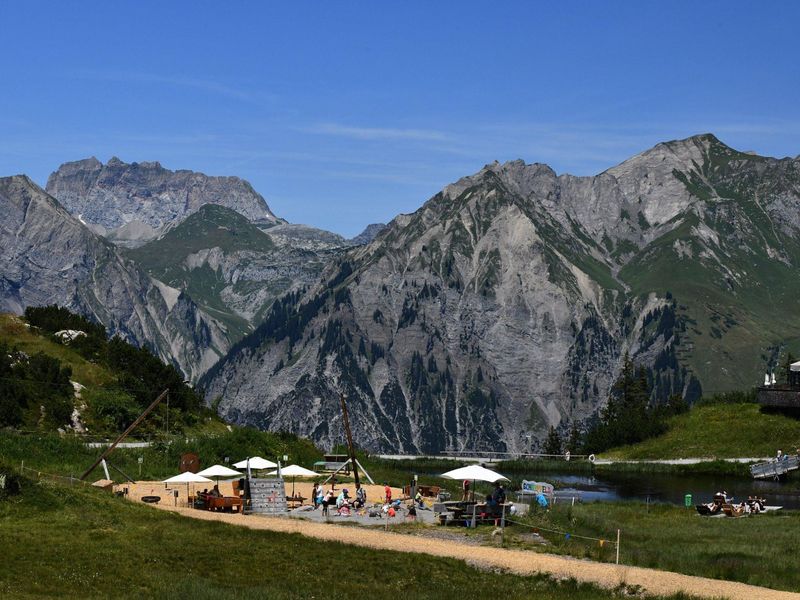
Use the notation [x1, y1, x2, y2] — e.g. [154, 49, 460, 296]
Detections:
[247, 477, 287, 515]
[180, 452, 200, 473]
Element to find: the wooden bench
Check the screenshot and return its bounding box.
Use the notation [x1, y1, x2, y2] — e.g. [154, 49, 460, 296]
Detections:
[206, 496, 243, 512]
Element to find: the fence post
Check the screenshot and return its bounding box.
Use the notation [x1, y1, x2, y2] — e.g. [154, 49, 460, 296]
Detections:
[500, 504, 506, 545]
[616, 529, 620, 565]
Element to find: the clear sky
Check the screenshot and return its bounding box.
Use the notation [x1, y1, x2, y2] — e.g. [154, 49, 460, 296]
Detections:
[1, 1, 798, 237]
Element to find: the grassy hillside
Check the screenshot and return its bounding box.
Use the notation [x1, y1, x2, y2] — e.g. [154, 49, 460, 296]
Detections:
[0, 313, 112, 388]
[1, 309, 212, 435]
[603, 402, 800, 459]
[0, 471, 675, 600]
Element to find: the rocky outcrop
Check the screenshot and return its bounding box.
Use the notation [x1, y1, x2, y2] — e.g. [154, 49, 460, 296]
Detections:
[349, 223, 387, 246]
[201, 134, 800, 453]
[128, 204, 341, 344]
[45, 157, 280, 244]
[0, 176, 228, 381]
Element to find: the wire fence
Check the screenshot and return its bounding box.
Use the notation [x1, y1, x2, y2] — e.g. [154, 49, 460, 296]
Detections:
[503, 515, 621, 564]
[17, 461, 90, 487]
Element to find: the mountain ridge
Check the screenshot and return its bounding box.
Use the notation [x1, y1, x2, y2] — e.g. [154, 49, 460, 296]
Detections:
[0, 175, 229, 381]
[200, 134, 800, 453]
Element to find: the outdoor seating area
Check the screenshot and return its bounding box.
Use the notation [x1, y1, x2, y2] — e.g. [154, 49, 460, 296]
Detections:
[113, 450, 523, 533]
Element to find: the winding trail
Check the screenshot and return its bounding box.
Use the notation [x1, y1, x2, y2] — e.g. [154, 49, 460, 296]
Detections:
[150, 503, 799, 600]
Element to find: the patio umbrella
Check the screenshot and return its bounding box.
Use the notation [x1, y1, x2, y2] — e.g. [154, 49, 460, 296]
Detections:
[267, 465, 318, 498]
[196, 464, 243, 492]
[163, 471, 213, 504]
[233, 456, 277, 470]
[441, 465, 509, 501]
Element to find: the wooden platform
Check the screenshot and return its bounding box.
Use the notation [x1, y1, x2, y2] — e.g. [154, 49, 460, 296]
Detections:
[750, 455, 800, 479]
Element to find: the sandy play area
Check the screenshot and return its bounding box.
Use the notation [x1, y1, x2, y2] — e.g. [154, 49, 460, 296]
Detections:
[115, 479, 404, 509]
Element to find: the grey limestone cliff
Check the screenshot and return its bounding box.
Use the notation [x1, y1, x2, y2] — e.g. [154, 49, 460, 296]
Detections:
[202, 134, 800, 453]
[45, 157, 280, 245]
[0, 175, 229, 381]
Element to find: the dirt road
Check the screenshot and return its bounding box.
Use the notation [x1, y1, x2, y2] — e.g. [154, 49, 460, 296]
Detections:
[150, 503, 799, 600]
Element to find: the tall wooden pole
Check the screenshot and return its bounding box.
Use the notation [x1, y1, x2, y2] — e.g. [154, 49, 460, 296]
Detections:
[339, 393, 360, 489]
[80, 389, 169, 480]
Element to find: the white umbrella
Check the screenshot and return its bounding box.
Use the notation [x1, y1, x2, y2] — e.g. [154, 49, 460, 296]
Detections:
[233, 456, 277, 470]
[441, 465, 509, 483]
[163, 472, 213, 484]
[441, 465, 509, 502]
[197, 464, 243, 478]
[196, 464, 243, 493]
[267, 464, 318, 498]
[163, 471, 213, 504]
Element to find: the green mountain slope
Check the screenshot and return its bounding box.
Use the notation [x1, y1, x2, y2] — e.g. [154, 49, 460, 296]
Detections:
[618, 135, 800, 393]
[128, 204, 339, 345]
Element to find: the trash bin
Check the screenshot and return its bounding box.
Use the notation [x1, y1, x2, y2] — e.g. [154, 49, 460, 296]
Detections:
[684, 493, 692, 508]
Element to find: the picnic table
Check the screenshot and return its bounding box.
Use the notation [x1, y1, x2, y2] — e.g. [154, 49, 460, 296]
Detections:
[286, 494, 306, 508]
[435, 501, 512, 527]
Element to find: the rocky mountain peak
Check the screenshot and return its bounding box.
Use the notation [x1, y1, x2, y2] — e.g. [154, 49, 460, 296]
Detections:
[349, 223, 387, 245]
[45, 157, 280, 238]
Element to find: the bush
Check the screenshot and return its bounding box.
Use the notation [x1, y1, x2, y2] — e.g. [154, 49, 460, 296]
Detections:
[86, 389, 141, 431]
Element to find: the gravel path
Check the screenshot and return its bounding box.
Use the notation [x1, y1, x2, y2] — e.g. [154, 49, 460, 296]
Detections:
[150, 503, 799, 600]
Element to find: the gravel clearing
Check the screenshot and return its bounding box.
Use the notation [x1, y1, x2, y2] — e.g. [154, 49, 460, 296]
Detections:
[149, 503, 799, 600]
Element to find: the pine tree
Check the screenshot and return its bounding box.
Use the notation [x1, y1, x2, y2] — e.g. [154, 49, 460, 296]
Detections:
[543, 426, 562, 456]
[566, 424, 583, 453]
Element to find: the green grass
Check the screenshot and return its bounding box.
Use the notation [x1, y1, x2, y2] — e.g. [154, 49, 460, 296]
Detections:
[519, 501, 800, 592]
[0, 314, 113, 388]
[0, 429, 322, 483]
[604, 402, 800, 459]
[0, 470, 687, 600]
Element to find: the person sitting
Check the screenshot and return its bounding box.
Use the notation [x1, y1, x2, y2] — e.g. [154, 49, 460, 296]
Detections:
[336, 488, 350, 510]
[209, 485, 222, 498]
[354, 485, 366, 509]
[415, 489, 425, 508]
[492, 482, 507, 507]
[482, 493, 496, 518]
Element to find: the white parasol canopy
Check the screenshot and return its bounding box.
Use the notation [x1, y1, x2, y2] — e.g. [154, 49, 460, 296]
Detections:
[790, 361, 800, 373]
[163, 472, 213, 484]
[197, 465, 243, 478]
[440, 464, 509, 483]
[233, 456, 277, 470]
[268, 464, 318, 498]
[267, 465, 318, 478]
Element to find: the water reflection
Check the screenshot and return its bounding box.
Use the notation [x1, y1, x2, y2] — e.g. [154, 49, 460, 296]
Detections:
[540, 471, 800, 509]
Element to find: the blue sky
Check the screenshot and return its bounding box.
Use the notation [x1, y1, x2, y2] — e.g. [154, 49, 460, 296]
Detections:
[1, 2, 798, 237]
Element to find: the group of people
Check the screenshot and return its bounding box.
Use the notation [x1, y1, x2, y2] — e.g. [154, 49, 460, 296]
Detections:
[311, 482, 370, 516]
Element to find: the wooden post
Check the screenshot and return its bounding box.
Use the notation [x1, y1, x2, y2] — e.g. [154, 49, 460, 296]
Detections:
[616, 529, 621, 564]
[500, 504, 506, 544]
[80, 389, 169, 480]
[339, 393, 360, 490]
